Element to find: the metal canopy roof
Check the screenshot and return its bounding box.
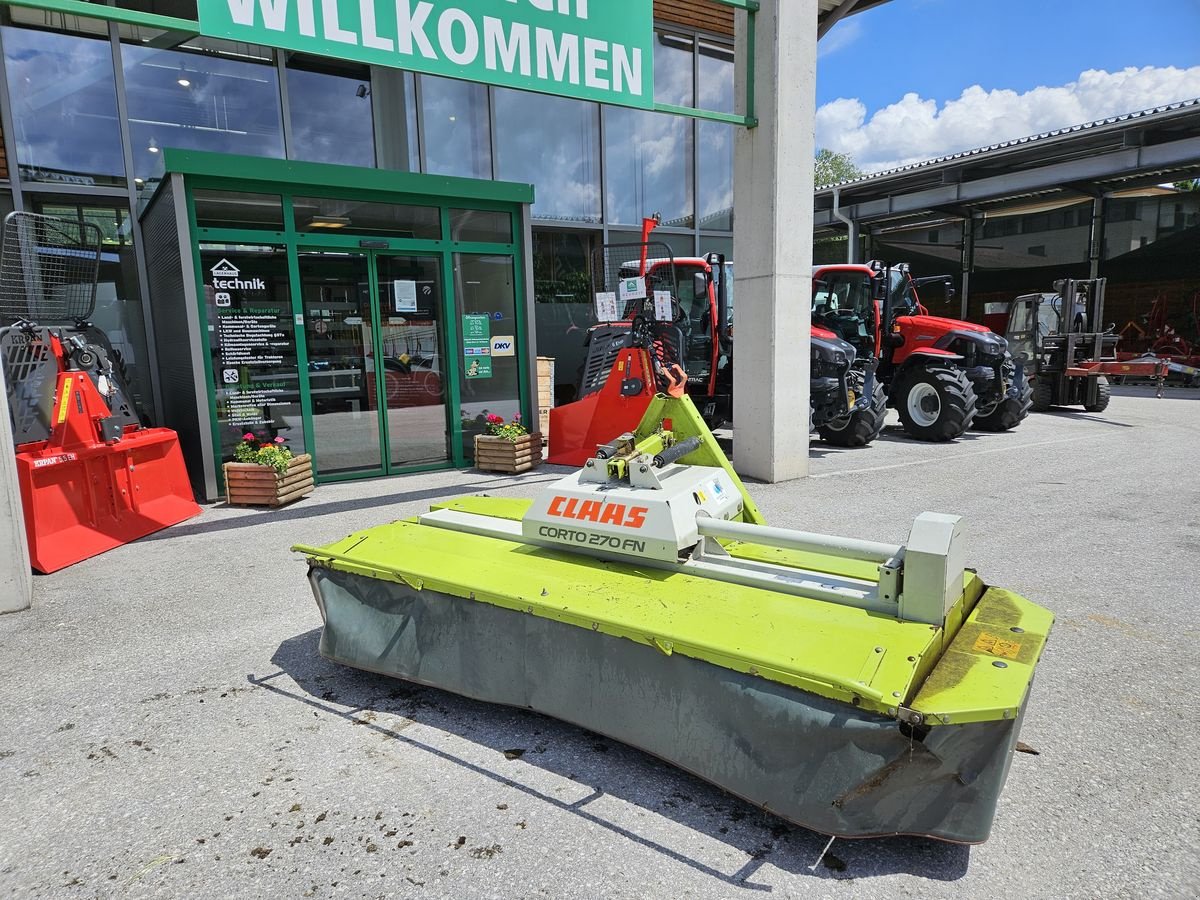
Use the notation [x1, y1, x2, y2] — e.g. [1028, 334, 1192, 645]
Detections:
[818, 0, 893, 37]
[813, 99, 1200, 234]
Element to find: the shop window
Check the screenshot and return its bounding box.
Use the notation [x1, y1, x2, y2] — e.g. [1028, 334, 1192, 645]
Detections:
[654, 31, 694, 107]
[2, 27, 126, 186]
[697, 40, 734, 114]
[193, 189, 284, 231]
[532, 229, 599, 405]
[608, 229, 695, 260]
[198, 243, 304, 462]
[30, 198, 152, 411]
[455, 254, 520, 459]
[370, 67, 420, 173]
[605, 108, 694, 228]
[292, 197, 441, 238]
[420, 75, 490, 180]
[122, 43, 284, 194]
[286, 57, 375, 169]
[697, 121, 733, 231]
[696, 38, 734, 232]
[450, 209, 512, 244]
[493, 88, 600, 223]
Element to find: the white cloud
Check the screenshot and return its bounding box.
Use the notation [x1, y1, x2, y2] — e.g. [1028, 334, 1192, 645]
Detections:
[817, 19, 863, 59]
[816, 66, 1200, 174]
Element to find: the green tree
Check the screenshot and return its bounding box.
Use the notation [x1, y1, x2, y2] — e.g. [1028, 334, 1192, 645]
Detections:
[1174, 178, 1200, 192]
[815, 149, 863, 187]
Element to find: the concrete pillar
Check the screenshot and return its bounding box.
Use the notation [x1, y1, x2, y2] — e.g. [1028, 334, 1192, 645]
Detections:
[0, 358, 32, 613]
[732, 0, 817, 482]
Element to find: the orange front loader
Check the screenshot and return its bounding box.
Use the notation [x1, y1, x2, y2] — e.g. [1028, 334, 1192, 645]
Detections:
[1, 213, 198, 573]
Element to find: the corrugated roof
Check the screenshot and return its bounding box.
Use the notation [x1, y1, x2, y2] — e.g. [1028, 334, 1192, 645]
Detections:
[817, 98, 1200, 191]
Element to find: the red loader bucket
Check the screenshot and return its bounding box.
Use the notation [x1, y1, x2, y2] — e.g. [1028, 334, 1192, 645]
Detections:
[16, 427, 200, 574]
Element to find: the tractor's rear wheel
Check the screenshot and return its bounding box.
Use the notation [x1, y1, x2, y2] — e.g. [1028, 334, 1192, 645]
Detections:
[1084, 376, 1112, 412]
[818, 371, 886, 447]
[974, 377, 1033, 431]
[895, 365, 977, 441]
[1030, 378, 1054, 412]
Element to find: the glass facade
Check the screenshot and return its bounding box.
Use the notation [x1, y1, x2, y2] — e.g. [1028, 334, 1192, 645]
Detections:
[122, 42, 285, 192]
[0, 12, 736, 425]
[286, 57, 375, 169]
[494, 88, 600, 223]
[2, 27, 125, 185]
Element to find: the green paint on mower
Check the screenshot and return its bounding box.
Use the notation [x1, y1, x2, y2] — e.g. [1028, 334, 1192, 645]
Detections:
[295, 395, 1052, 843]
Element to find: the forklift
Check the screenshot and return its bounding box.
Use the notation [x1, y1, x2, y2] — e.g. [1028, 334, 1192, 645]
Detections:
[1003, 278, 1119, 412]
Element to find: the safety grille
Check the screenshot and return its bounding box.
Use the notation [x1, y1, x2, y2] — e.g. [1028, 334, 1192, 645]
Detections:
[0, 326, 56, 444]
[0, 212, 103, 324]
[592, 241, 679, 321]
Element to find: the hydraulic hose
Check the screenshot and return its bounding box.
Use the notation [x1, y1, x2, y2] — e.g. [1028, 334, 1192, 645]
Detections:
[653, 436, 702, 468]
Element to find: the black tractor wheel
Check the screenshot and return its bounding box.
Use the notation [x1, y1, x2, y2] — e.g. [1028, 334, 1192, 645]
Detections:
[895, 365, 977, 441]
[1030, 378, 1054, 412]
[1084, 375, 1112, 412]
[974, 377, 1034, 431]
[818, 372, 887, 447]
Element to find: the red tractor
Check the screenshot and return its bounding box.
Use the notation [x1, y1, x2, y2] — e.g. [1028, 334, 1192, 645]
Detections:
[548, 236, 886, 465]
[812, 261, 1032, 441]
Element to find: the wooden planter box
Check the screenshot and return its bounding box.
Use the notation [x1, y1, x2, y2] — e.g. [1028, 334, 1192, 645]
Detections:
[474, 433, 543, 474]
[223, 453, 315, 508]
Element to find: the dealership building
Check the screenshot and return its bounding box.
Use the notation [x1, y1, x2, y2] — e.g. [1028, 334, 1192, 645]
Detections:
[0, 0, 758, 498]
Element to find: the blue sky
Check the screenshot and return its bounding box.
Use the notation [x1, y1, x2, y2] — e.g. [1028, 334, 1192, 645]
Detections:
[815, 0, 1200, 171]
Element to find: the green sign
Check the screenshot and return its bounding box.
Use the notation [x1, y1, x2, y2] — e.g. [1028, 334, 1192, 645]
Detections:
[198, 0, 654, 109]
[462, 313, 492, 379]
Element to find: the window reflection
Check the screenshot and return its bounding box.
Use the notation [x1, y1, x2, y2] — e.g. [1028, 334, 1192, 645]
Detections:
[32, 198, 152, 411]
[286, 58, 375, 168]
[655, 31, 694, 107]
[450, 209, 511, 244]
[293, 197, 441, 238]
[494, 88, 600, 223]
[698, 40, 734, 114]
[122, 43, 284, 192]
[605, 108, 694, 227]
[2, 27, 125, 185]
[420, 75, 491, 180]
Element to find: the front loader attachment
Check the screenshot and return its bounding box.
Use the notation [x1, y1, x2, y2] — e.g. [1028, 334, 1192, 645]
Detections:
[296, 394, 1052, 843]
[13, 369, 199, 573]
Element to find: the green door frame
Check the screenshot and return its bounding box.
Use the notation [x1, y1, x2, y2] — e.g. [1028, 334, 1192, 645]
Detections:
[171, 149, 534, 491]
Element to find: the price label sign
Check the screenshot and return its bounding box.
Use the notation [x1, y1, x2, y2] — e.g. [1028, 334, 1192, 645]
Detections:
[618, 276, 647, 302]
[653, 291, 673, 322]
[594, 292, 619, 322]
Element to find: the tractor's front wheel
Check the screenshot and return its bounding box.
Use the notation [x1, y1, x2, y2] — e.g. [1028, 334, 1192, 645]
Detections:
[1084, 375, 1112, 412]
[895, 365, 977, 441]
[974, 377, 1034, 431]
[818, 371, 887, 447]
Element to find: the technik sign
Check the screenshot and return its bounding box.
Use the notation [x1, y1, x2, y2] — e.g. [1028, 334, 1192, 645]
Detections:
[198, 0, 654, 109]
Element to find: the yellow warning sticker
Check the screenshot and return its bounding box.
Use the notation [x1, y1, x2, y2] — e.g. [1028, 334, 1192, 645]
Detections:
[973, 631, 1021, 659]
[846, 390, 857, 408]
[56, 377, 73, 424]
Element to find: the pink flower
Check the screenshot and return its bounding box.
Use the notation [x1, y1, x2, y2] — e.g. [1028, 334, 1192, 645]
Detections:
[243, 433, 255, 440]
[513, 413, 522, 421]
[486, 414, 503, 424]
[274, 437, 286, 444]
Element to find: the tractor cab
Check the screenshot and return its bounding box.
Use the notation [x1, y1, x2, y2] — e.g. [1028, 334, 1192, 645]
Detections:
[811, 264, 878, 358]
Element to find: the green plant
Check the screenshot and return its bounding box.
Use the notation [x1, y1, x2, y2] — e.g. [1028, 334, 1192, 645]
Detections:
[234, 432, 294, 473]
[484, 413, 529, 442]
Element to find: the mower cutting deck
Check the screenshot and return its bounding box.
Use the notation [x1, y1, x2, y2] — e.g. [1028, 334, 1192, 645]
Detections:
[295, 395, 1052, 843]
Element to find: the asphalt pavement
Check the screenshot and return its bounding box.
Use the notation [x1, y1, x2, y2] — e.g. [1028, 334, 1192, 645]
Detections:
[2, 385, 1197, 899]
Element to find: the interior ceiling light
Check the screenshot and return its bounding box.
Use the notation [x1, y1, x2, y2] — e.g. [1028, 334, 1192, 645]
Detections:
[177, 64, 191, 88]
[309, 215, 352, 229]
[147, 137, 160, 153]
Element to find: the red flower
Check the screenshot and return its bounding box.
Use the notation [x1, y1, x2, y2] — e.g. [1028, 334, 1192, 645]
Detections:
[243, 433, 255, 441]
[486, 414, 503, 424]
